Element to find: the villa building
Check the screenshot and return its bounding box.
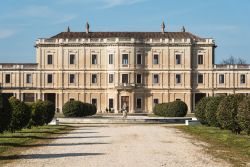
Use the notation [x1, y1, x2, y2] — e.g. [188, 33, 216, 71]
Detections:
[1, 22, 250, 114]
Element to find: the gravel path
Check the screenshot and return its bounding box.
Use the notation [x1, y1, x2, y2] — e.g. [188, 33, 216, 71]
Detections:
[3, 124, 230, 167]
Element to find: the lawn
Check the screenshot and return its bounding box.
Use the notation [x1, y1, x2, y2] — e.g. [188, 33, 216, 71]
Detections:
[0, 125, 72, 165]
[176, 125, 250, 166]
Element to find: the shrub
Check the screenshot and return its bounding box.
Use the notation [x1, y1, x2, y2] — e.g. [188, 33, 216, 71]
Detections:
[44, 101, 55, 124]
[205, 96, 224, 127]
[217, 94, 244, 134]
[153, 101, 187, 117]
[0, 94, 12, 133]
[195, 97, 211, 125]
[63, 101, 97, 117]
[9, 97, 31, 132]
[237, 98, 250, 135]
[30, 100, 47, 126]
[171, 101, 188, 117]
[153, 103, 169, 117]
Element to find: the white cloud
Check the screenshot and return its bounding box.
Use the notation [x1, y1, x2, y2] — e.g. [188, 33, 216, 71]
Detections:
[0, 30, 16, 39]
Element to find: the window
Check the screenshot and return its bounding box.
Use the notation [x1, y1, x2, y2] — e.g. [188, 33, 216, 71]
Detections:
[153, 99, 159, 105]
[198, 54, 203, 65]
[70, 54, 75, 64]
[176, 99, 181, 101]
[23, 93, 34, 102]
[69, 74, 75, 84]
[153, 74, 159, 84]
[122, 54, 128, 65]
[5, 74, 10, 83]
[176, 54, 181, 64]
[109, 74, 114, 83]
[176, 74, 181, 84]
[219, 74, 224, 84]
[198, 74, 203, 84]
[136, 98, 142, 109]
[153, 54, 159, 64]
[109, 54, 113, 64]
[240, 74, 246, 84]
[70, 98, 75, 101]
[136, 74, 142, 84]
[109, 99, 114, 108]
[47, 55, 53, 64]
[26, 74, 32, 83]
[47, 74, 53, 83]
[137, 54, 142, 65]
[122, 74, 129, 83]
[92, 74, 97, 83]
[92, 98, 97, 106]
[92, 54, 97, 64]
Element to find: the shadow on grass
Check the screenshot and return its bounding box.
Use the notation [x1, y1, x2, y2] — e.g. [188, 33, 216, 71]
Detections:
[0, 136, 110, 140]
[0, 142, 110, 147]
[0, 153, 105, 160]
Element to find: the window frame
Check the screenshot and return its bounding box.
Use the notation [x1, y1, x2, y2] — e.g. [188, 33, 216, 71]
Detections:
[109, 98, 114, 109]
[153, 98, 159, 106]
[91, 98, 97, 106]
[153, 74, 159, 84]
[122, 74, 129, 83]
[136, 74, 142, 84]
[240, 74, 246, 84]
[198, 54, 204, 65]
[92, 54, 97, 65]
[109, 54, 114, 65]
[47, 54, 53, 65]
[122, 54, 129, 65]
[136, 98, 142, 109]
[69, 74, 75, 84]
[197, 74, 204, 84]
[5, 74, 11, 83]
[136, 53, 142, 65]
[219, 74, 225, 84]
[69, 54, 75, 65]
[108, 74, 114, 83]
[47, 74, 53, 84]
[153, 54, 159, 65]
[91, 74, 97, 84]
[175, 54, 181, 65]
[26, 74, 32, 84]
[176, 74, 181, 84]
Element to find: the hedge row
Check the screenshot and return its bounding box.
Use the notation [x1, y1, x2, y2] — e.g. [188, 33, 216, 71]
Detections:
[153, 100, 188, 117]
[62, 100, 97, 117]
[195, 94, 250, 134]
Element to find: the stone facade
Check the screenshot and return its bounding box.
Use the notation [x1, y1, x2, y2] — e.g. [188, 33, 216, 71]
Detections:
[1, 23, 250, 114]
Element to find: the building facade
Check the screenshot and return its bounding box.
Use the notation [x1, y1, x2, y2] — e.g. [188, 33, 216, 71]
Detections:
[1, 23, 250, 114]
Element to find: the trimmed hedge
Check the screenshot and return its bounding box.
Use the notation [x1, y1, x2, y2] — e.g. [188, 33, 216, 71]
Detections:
[30, 100, 47, 126]
[195, 97, 211, 125]
[9, 97, 31, 132]
[0, 94, 12, 133]
[153, 101, 188, 117]
[237, 98, 250, 135]
[63, 100, 97, 117]
[43, 101, 55, 124]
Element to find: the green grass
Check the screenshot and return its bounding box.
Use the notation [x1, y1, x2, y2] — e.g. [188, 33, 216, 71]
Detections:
[176, 125, 250, 166]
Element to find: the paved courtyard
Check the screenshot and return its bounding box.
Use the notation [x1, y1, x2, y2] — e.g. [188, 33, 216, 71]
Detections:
[3, 124, 229, 167]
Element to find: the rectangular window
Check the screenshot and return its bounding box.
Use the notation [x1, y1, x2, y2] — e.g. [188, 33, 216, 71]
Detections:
[47, 74, 53, 84]
[5, 74, 10, 83]
[137, 54, 142, 65]
[219, 74, 225, 84]
[198, 74, 203, 84]
[26, 74, 32, 83]
[109, 54, 113, 64]
[153, 74, 159, 84]
[70, 98, 75, 101]
[92, 54, 97, 64]
[122, 54, 128, 65]
[198, 54, 203, 65]
[69, 74, 75, 84]
[92, 98, 97, 106]
[122, 74, 129, 83]
[23, 93, 35, 102]
[47, 55, 53, 64]
[109, 74, 114, 83]
[109, 99, 114, 108]
[176, 54, 181, 65]
[92, 74, 97, 83]
[153, 54, 159, 64]
[153, 99, 159, 105]
[70, 54, 75, 64]
[136, 98, 142, 109]
[240, 74, 246, 84]
[136, 74, 142, 84]
[176, 74, 181, 84]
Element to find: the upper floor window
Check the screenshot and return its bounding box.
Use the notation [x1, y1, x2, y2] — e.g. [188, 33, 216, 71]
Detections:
[219, 74, 225, 84]
[92, 54, 97, 64]
[137, 54, 142, 65]
[136, 98, 142, 109]
[109, 54, 114, 64]
[176, 54, 181, 65]
[122, 54, 128, 65]
[47, 55, 53, 65]
[198, 54, 204, 65]
[47, 74, 53, 84]
[153, 54, 159, 64]
[70, 54, 75, 64]
[240, 74, 246, 84]
[109, 74, 114, 83]
[92, 74, 97, 83]
[122, 74, 129, 83]
[176, 74, 181, 84]
[92, 98, 97, 106]
[69, 74, 75, 84]
[136, 74, 142, 84]
[5, 74, 11, 83]
[26, 74, 32, 84]
[153, 74, 159, 84]
[198, 74, 204, 84]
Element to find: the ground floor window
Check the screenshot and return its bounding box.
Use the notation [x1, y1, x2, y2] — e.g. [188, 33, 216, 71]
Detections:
[109, 98, 113, 109]
[153, 98, 159, 105]
[23, 93, 35, 102]
[92, 98, 97, 106]
[136, 98, 142, 109]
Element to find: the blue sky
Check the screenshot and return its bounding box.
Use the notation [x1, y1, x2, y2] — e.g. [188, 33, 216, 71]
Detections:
[0, 0, 249, 63]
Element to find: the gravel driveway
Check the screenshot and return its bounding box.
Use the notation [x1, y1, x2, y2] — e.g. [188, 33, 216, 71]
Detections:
[3, 124, 229, 167]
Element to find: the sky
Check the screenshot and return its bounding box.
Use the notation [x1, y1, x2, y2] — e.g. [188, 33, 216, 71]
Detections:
[0, 0, 249, 64]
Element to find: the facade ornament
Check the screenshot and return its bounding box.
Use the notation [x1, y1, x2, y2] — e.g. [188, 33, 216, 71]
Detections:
[161, 21, 165, 34]
[86, 21, 90, 34]
[181, 26, 186, 32]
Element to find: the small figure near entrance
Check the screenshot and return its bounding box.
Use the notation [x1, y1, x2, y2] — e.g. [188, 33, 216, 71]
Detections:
[121, 102, 128, 119]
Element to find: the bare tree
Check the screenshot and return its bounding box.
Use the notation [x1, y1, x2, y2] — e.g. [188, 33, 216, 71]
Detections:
[221, 56, 247, 65]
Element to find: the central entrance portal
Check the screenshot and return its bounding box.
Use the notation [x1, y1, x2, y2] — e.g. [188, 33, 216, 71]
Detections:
[121, 96, 129, 112]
